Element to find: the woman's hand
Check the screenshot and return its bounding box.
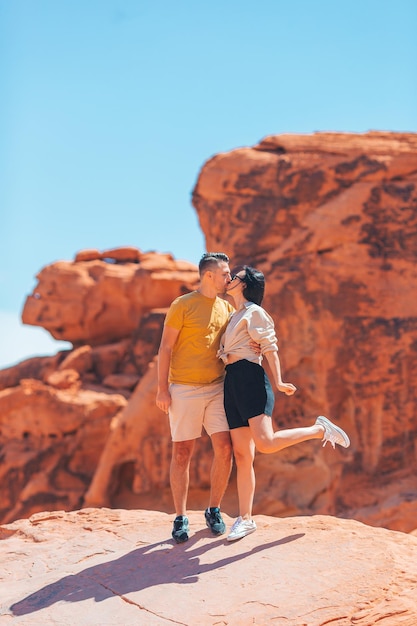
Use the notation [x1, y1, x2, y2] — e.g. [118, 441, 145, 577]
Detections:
[277, 382, 297, 396]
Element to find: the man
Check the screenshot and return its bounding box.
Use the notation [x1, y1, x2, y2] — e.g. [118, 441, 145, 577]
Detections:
[156, 252, 234, 543]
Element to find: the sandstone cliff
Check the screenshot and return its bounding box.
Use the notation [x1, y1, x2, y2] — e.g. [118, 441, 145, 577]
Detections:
[1, 133, 416, 534]
[193, 131, 417, 531]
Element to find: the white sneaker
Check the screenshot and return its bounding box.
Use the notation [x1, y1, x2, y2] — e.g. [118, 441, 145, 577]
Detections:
[227, 516, 257, 542]
[316, 415, 350, 449]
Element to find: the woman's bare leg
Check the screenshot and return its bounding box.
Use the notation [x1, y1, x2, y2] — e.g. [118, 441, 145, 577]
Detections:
[209, 430, 233, 508]
[249, 414, 324, 454]
[231, 427, 256, 519]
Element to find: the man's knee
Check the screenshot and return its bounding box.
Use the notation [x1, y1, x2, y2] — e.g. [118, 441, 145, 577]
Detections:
[211, 431, 232, 459]
[172, 440, 195, 466]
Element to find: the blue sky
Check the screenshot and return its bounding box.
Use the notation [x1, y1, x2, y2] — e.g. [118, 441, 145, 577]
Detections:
[1, 0, 416, 368]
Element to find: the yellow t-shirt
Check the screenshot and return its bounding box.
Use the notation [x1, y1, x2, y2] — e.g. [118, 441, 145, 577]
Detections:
[165, 291, 234, 385]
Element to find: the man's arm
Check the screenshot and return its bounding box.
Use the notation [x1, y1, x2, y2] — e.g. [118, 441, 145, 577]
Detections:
[156, 325, 180, 413]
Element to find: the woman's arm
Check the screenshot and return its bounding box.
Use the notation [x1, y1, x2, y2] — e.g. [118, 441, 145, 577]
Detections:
[264, 350, 296, 396]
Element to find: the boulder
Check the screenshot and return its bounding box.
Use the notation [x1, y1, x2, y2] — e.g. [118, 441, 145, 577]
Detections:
[22, 248, 198, 345]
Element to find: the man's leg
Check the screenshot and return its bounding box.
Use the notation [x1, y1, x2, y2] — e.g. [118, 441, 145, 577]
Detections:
[208, 430, 233, 509]
[204, 430, 232, 536]
[170, 439, 195, 516]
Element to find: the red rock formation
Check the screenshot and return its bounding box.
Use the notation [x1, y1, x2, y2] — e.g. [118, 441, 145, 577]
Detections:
[192, 131, 417, 530]
[0, 377, 127, 524]
[22, 247, 198, 345]
[0, 249, 199, 524]
[2, 509, 417, 625]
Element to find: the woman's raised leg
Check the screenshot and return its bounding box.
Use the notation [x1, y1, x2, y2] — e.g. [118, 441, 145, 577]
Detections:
[249, 414, 324, 454]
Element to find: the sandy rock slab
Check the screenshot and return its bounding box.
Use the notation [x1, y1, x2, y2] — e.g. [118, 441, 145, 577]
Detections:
[1, 509, 417, 626]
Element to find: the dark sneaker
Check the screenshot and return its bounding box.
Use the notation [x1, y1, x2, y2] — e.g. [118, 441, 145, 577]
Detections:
[172, 515, 189, 543]
[204, 507, 226, 536]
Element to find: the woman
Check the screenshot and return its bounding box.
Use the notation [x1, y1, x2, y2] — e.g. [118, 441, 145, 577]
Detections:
[218, 266, 350, 541]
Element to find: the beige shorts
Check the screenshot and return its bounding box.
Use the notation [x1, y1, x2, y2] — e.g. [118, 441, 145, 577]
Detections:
[168, 381, 229, 442]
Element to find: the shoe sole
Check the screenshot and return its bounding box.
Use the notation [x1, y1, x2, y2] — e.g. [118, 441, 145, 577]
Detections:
[317, 415, 350, 448]
[227, 526, 257, 542]
[172, 533, 189, 544]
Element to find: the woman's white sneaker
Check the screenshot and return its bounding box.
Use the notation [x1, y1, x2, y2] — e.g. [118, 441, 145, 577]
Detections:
[227, 516, 257, 541]
[316, 415, 350, 449]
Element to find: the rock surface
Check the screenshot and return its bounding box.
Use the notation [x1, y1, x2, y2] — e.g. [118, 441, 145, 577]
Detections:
[1, 509, 417, 626]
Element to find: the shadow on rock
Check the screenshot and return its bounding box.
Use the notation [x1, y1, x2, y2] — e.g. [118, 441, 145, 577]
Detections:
[11, 531, 305, 616]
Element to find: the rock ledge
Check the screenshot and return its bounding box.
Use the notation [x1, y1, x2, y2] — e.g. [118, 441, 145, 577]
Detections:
[2, 508, 417, 625]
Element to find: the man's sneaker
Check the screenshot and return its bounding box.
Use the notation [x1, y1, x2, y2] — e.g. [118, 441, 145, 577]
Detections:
[204, 507, 226, 536]
[227, 516, 257, 542]
[316, 415, 350, 449]
[172, 515, 189, 543]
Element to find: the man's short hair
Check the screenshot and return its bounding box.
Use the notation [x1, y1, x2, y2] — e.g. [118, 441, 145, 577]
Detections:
[198, 252, 230, 276]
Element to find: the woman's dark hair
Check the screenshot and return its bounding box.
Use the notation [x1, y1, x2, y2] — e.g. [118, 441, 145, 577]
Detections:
[233, 265, 265, 305]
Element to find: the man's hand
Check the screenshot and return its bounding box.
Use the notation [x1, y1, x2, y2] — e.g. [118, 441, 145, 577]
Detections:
[156, 389, 171, 414]
[249, 339, 261, 356]
[277, 382, 297, 396]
